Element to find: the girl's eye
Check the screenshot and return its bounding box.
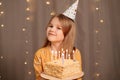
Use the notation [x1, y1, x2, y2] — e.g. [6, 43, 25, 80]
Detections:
[49, 26, 53, 28]
[57, 27, 62, 30]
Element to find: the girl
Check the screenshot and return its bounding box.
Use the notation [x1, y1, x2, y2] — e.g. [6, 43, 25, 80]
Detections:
[33, 14, 83, 80]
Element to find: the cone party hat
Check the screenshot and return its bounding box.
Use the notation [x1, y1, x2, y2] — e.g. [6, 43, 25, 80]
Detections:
[63, 0, 79, 20]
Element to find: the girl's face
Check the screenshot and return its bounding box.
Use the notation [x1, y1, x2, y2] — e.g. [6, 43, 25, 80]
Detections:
[47, 17, 64, 44]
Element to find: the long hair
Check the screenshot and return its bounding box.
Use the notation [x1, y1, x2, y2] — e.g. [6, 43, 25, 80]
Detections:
[43, 14, 76, 54]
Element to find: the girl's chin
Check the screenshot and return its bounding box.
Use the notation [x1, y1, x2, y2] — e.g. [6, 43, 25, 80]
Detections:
[48, 38, 63, 43]
[48, 39, 60, 43]
[48, 38, 56, 42]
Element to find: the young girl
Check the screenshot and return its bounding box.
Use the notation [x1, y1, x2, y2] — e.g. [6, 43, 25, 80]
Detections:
[33, 14, 83, 80]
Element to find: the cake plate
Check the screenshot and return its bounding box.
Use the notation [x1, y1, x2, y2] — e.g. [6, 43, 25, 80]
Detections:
[41, 72, 84, 80]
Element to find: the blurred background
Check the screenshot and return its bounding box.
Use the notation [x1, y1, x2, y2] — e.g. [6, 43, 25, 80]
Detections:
[0, 0, 120, 80]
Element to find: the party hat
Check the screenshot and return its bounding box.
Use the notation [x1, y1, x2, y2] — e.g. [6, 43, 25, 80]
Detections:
[63, 0, 79, 20]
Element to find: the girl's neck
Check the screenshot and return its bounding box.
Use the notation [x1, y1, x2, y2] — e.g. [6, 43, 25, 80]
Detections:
[50, 43, 61, 51]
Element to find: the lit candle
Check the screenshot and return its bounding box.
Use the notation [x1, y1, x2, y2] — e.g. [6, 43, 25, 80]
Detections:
[55, 51, 57, 60]
[58, 51, 61, 59]
[61, 53, 64, 64]
[51, 50, 54, 61]
[73, 50, 75, 61]
[66, 49, 68, 59]
[68, 54, 70, 59]
[62, 48, 63, 51]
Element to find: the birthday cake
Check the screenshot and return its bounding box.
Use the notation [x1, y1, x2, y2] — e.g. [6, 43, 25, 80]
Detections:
[44, 59, 81, 79]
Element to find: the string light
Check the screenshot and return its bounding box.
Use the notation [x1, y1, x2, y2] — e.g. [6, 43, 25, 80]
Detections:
[26, 17, 30, 20]
[22, 28, 26, 31]
[0, 56, 4, 59]
[25, 51, 29, 54]
[46, 1, 50, 5]
[0, 2, 4, 29]
[95, 7, 99, 11]
[94, 0, 104, 79]
[0, 0, 35, 79]
[0, 2, 2, 5]
[45, 0, 56, 16]
[50, 11, 55, 16]
[26, 0, 30, 3]
[0, 2, 5, 79]
[0, 11, 4, 15]
[95, 62, 99, 66]
[24, 0, 34, 77]
[25, 40, 29, 43]
[26, 7, 30, 11]
[95, 30, 99, 34]
[24, 61, 27, 64]
[1, 24, 4, 28]
[100, 19, 104, 23]
[28, 71, 32, 75]
[96, 73, 100, 77]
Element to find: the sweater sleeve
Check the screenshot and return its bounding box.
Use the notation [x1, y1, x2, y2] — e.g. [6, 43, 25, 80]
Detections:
[33, 50, 43, 80]
[75, 49, 83, 80]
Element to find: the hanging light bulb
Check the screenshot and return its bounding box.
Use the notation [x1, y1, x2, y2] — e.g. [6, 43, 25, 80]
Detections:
[22, 28, 26, 31]
[1, 24, 4, 28]
[0, 11, 4, 15]
[24, 61, 27, 64]
[26, 0, 30, 2]
[95, 7, 99, 11]
[46, 1, 50, 5]
[100, 19, 104, 23]
[0, 56, 3, 59]
[96, 73, 100, 77]
[28, 71, 32, 75]
[26, 7, 30, 11]
[95, 30, 99, 34]
[0, 2, 2, 5]
[95, 62, 99, 65]
[50, 11, 55, 16]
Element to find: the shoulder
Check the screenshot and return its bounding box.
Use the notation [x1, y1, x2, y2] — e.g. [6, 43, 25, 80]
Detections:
[74, 47, 81, 55]
[34, 47, 49, 56]
[74, 47, 81, 53]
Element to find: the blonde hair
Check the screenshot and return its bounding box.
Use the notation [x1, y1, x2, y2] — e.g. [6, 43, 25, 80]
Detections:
[43, 14, 76, 54]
